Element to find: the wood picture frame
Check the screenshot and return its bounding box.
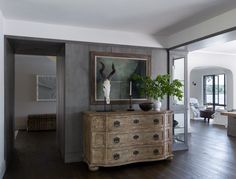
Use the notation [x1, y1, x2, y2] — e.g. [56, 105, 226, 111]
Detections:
[90, 51, 151, 104]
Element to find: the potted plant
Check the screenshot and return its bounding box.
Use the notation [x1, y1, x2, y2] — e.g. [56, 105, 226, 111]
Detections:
[133, 74, 183, 111]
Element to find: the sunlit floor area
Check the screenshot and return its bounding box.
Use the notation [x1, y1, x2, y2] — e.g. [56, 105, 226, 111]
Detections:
[4, 120, 236, 179]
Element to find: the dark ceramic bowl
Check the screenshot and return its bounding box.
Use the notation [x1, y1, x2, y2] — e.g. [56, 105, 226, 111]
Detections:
[139, 103, 153, 111]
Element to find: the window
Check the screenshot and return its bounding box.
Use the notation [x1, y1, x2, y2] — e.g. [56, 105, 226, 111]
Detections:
[203, 74, 225, 110]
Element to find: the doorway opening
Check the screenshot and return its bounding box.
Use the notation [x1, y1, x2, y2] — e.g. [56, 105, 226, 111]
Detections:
[169, 30, 236, 150]
[4, 37, 65, 168]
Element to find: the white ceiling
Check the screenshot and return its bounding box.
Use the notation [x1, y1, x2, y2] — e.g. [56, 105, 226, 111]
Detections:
[193, 40, 236, 55]
[1, 0, 236, 35]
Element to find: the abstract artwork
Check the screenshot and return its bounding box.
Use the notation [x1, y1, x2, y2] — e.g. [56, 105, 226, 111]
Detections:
[36, 75, 56, 101]
[90, 52, 151, 104]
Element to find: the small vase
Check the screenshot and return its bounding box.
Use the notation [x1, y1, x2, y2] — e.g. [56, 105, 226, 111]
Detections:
[154, 100, 162, 111]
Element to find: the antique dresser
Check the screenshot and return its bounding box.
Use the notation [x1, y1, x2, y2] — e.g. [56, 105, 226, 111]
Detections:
[83, 110, 173, 171]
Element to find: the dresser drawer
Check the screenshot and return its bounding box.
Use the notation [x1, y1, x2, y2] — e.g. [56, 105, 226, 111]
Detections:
[90, 148, 105, 164]
[91, 132, 106, 148]
[166, 114, 173, 127]
[133, 114, 164, 128]
[107, 114, 164, 131]
[107, 145, 164, 164]
[107, 130, 164, 147]
[107, 149, 130, 164]
[130, 146, 164, 161]
[164, 128, 172, 140]
[107, 115, 130, 131]
[91, 115, 106, 131]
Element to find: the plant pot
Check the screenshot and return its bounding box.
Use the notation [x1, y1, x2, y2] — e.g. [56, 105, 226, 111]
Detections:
[153, 100, 162, 111]
[139, 102, 153, 111]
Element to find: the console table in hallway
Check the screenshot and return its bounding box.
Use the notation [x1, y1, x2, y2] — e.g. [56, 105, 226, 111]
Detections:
[221, 112, 236, 137]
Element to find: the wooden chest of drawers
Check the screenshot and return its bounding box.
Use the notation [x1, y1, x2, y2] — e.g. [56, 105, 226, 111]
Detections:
[83, 110, 173, 171]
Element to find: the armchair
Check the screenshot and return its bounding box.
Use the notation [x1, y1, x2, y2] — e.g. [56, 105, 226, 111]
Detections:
[190, 98, 205, 119]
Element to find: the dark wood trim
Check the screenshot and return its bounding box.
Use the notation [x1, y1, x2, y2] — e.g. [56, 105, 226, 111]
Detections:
[4, 36, 67, 165]
[167, 50, 170, 110]
[203, 74, 226, 111]
[90, 51, 151, 105]
[168, 26, 236, 50]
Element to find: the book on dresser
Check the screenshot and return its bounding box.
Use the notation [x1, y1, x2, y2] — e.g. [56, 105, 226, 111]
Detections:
[83, 110, 173, 171]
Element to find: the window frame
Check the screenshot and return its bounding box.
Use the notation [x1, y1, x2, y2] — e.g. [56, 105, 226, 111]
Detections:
[203, 74, 226, 109]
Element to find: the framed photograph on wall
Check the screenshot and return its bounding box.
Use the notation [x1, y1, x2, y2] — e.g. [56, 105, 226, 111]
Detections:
[36, 75, 56, 101]
[90, 51, 151, 104]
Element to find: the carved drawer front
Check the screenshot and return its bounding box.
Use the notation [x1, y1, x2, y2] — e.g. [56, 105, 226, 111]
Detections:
[131, 114, 164, 129]
[91, 116, 106, 131]
[90, 148, 105, 164]
[107, 133, 129, 147]
[91, 132, 106, 147]
[163, 142, 172, 155]
[107, 131, 164, 147]
[164, 128, 172, 140]
[165, 114, 172, 127]
[130, 146, 164, 161]
[128, 131, 164, 145]
[107, 149, 130, 164]
[107, 115, 131, 131]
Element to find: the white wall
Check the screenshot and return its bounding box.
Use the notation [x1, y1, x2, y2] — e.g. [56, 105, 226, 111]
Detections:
[15, 55, 56, 129]
[188, 52, 236, 108]
[4, 19, 164, 48]
[0, 9, 5, 179]
[167, 8, 236, 48]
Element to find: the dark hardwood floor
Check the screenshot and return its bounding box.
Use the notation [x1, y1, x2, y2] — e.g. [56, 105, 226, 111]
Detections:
[4, 120, 236, 179]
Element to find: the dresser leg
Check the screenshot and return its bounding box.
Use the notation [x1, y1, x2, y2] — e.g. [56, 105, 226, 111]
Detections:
[88, 166, 99, 171]
[166, 156, 173, 161]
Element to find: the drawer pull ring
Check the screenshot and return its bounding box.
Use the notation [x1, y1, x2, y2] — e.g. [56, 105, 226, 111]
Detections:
[114, 121, 120, 128]
[153, 119, 159, 125]
[133, 135, 139, 140]
[113, 153, 120, 160]
[153, 134, 159, 140]
[133, 150, 139, 155]
[113, 137, 120, 144]
[133, 119, 139, 124]
[153, 149, 159, 155]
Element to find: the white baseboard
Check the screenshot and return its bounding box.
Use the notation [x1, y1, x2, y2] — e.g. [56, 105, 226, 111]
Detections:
[0, 160, 6, 179]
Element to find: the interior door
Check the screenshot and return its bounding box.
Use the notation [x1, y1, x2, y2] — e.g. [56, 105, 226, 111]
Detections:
[169, 50, 188, 150]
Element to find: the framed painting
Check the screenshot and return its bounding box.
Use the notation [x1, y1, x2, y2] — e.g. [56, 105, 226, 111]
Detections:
[90, 51, 151, 104]
[36, 75, 56, 101]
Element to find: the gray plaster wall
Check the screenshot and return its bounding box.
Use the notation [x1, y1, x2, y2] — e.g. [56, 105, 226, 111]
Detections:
[14, 55, 56, 129]
[64, 42, 167, 162]
[190, 67, 233, 109]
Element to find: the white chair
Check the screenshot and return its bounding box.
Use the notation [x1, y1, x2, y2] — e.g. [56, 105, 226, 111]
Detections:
[190, 98, 205, 119]
[212, 108, 228, 128]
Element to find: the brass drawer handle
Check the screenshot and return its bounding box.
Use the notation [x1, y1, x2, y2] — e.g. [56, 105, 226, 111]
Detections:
[133, 119, 139, 124]
[133, 135, 139, 140]
[153, 119, 159, 125]
[114, 121, 120, 128]
[133, 150, 139, 155]
[153, 149, 159, 155]
[113, 137, 120, 144]
[113, 153, 120, 160]
[153, 134, 159, 140]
